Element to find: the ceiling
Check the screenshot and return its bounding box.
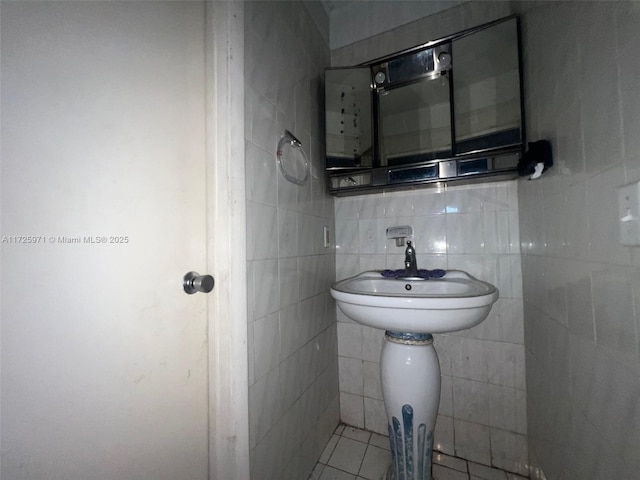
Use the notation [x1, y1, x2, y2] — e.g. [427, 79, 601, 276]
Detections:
[320, 1, 465, 50]
[320, 1, 358, 15]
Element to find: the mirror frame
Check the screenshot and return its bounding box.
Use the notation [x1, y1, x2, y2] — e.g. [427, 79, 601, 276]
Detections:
[325, 15, 525, 196]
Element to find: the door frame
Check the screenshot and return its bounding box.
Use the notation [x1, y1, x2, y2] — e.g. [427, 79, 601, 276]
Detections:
[205, 2, 250, 479]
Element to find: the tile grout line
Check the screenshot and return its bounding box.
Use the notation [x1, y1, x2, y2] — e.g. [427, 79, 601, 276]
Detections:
[355, 442, 369, 480]
[323, 434, 340, 465]
[315, 424, 528, 480]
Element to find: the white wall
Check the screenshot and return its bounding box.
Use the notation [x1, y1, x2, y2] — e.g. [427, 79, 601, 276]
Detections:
[244, 2, 338, 479]
[328, 0, 463, 50]
[331, 1, 511, 65]
[517, 2, 640, 478]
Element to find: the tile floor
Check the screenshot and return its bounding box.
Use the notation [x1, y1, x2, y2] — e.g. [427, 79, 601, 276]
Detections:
[309, 425, 529, 480]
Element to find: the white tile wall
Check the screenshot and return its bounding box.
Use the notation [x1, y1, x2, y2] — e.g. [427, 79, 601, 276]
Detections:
[330, 2, 513, 67]
[516, 2, 640, 479]
[330, 6, 528, 473]
[238, 2, 640, 479]
[334, 180, 527, 475]
[245, 2, 338, 479]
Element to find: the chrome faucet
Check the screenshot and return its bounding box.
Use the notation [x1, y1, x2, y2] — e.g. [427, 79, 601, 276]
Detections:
[404, 240, 418, 277]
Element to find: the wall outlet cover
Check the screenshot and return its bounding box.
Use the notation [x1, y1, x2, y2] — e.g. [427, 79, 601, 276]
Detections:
[618, 181, 640, 246]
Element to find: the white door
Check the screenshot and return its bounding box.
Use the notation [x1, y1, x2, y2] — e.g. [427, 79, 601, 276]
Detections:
[1, 2, 210, 479]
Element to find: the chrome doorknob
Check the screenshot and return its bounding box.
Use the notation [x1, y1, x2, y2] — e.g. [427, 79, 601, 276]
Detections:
[183, 271, 214, 294]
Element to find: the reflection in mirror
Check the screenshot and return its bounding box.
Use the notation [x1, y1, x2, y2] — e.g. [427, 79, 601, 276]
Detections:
[325, 68, 373, 169]
[378, 75, 452, 167]
[324, 16, 524, 195]
[453, 18, 521, 154]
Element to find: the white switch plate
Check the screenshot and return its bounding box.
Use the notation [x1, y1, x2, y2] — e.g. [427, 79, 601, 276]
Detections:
[323, 226, 331, 248]
[618, 181, 640, 246]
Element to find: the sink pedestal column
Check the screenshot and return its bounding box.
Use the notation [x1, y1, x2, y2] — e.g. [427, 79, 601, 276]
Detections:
[381, 332, 440, 480]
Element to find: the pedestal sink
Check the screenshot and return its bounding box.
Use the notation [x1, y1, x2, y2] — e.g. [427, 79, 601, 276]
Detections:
[330, 270, 498, 480]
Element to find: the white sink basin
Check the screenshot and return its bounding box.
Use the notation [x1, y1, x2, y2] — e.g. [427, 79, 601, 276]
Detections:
[330, 270, 498, 334]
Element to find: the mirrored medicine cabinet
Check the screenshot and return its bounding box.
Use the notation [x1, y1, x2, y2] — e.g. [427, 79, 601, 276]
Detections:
[325, 16, 524, 195]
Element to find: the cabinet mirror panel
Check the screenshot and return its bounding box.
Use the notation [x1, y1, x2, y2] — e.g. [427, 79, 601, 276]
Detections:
[325, 67, 373, 169]
[324, 16, 524, 195]
[378, 74, 452, 167]
[453, 18, 521, 154]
